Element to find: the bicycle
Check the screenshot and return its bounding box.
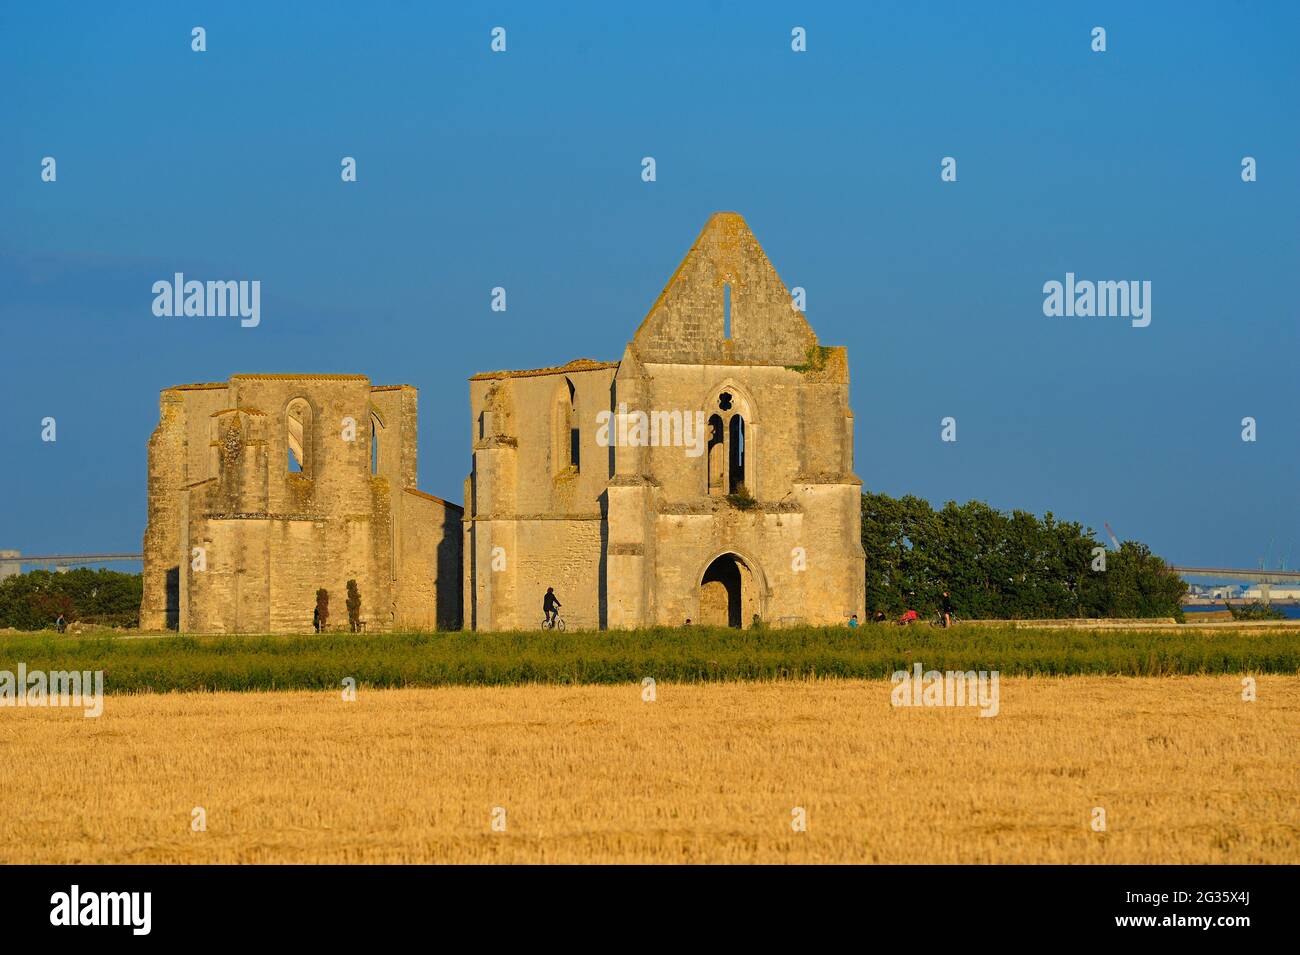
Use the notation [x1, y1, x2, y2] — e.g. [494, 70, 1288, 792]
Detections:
[541, 614, 566, 632]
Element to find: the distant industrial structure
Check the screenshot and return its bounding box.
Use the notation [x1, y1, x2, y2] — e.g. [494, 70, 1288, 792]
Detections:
[0, 551, 142, 581]
[1175, 566, 1300, 605]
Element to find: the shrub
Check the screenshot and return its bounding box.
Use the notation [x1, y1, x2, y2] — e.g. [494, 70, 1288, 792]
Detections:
[726, 484, 758, 510]
[314, 589, 329, 632]
[1227, 601, 1286, 621]
[346, 580, 362, 633]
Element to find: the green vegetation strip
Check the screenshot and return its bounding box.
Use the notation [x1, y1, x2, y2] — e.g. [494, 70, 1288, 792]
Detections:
[0, 626, 1295, 693]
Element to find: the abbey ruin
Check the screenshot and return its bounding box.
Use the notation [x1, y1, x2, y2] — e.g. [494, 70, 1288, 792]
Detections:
[140, 376, 461, 633]
[141, 213, 865, 632]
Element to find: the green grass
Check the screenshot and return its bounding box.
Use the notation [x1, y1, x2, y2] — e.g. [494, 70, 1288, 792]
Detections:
[0, 624, 1295, 693]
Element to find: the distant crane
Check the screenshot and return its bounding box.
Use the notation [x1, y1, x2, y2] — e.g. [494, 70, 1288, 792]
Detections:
[1258, 548, 1289, 571]
[1103, 522, 1120, 550]
[1259, 540, 1288, 573]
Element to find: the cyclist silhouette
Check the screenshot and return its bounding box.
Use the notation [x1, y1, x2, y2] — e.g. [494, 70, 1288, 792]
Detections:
[543, 587, 561, 628]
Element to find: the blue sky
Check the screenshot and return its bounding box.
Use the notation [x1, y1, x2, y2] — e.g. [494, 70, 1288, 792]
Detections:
[2, 1, 1297, 571]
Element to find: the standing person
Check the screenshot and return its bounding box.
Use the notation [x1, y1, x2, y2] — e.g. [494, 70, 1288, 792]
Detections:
[941, 590, 953, 629]
[55, 612, 66, 634]
[543, 587, 561, 628]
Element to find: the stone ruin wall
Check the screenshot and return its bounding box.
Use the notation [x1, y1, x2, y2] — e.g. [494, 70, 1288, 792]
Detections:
[141, 375, 461, 633]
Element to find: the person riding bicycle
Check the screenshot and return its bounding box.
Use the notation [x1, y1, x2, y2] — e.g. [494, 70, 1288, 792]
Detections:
[543, 587, 561, 628]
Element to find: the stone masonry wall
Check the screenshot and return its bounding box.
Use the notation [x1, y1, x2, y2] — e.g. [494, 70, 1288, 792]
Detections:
[143, 374, 462, 634]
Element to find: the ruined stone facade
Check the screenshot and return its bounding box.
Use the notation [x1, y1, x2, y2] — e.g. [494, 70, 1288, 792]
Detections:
[141, 375, 461, 633]
[141, 214, 863, 634]
[465, 212, 865, 630]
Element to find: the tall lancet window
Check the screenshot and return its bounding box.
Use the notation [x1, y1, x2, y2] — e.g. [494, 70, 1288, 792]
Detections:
[286, 398, 312, 475]
[551, 378, 578, 475]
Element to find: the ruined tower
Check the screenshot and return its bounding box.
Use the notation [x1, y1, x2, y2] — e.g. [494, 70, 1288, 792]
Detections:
[141, 374, 461, 633]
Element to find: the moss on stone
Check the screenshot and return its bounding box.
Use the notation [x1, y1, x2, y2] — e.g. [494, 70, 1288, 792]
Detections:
[784, 344, 833, 374]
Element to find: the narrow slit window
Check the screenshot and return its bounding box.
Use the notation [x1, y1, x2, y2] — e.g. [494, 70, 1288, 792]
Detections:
[723, 284, 732, 339]
[728, 415, 746, 493]
[567, 379, 579, 472]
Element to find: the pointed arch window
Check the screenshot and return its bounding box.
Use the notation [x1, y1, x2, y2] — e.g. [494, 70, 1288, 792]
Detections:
[705, 389, 753, 497]
[728, 414, 746, 493]
[370, 412, 385, 475]
[707, 414, 725, 493]
[286, 398, 313, 475]
[551, 378, 579, 475]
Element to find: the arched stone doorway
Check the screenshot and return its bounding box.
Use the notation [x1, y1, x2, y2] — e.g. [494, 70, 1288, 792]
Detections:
[699, 552, 759, 628]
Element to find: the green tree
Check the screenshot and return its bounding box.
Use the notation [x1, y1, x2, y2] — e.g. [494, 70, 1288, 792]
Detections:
[346, 580, 362, 633]
[0, 568, 143, 630]
[314, 588, 330, 632]
[862, 493, 1185, 620]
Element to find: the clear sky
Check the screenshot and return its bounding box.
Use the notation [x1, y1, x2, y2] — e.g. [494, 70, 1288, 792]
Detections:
[2, 1, 1297, 571]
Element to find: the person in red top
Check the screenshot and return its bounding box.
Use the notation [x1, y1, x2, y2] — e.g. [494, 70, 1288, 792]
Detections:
[898, 609, 919, 625]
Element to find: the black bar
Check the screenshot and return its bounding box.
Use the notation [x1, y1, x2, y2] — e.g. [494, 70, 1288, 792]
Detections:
[0, 865, 1279, 941]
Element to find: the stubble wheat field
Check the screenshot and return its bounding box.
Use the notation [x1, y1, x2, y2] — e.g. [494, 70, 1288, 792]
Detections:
[1, 675, 1296, 864]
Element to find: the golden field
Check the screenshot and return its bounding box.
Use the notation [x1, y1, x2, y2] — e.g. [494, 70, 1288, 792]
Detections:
[0, 676, 1296, 864]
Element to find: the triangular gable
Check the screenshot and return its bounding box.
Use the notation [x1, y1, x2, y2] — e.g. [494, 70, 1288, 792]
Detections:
[630, 212, 817, 365]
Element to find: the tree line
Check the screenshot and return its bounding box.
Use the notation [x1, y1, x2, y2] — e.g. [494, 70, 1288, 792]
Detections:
[0, 568, 142, 630]
[861, 492, 1186, 620]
